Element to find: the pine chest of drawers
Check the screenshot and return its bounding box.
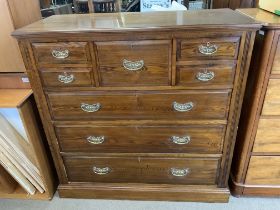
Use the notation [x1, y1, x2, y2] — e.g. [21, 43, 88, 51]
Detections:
[13, 9, 260, 202]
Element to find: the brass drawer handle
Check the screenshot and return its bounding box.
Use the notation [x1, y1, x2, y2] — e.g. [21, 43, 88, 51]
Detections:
[58, 73, 75, 84]
[170, 168, 190, 177]
[81, 103, 101, 112]
[52, 49, 69, 59]
[198, 42, 218, 55]
[93, 166, 111, 175]
[87, 136, 105, 144]
[123, 59, 144, 71]
[173, 102, 194, 112]
[196, 70, 215, 82]
[171, 136, 191, 145]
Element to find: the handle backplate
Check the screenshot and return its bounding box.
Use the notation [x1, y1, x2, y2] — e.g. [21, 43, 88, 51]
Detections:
[58, 73, 74, 84]
[171, 136, 191, 145]
[81, 103, 101, 113]
[198, 42, 218, 55]
[173, 102, 194, 112]
[93, 166, 111, 175]
[52, 49, 69, 59]
[170, 168, 190, 177]
[123, 59, 144, 71]
[196, 70, 215, 82]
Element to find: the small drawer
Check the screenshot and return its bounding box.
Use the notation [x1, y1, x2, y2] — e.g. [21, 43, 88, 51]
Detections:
[262, 79, 280, 116]
[56, 124, 225, 153]
[64, 156, 219, 185]
[47, 90, 231, 120]
[32, 42, 91, 66]
[253, 118, 280, 153]
[40, 68, 93, 87]
[177, 62, 236, 87]
[177, 37, 240, 61]
[246, 156, 280, 185]
[95, 40, 171, 86]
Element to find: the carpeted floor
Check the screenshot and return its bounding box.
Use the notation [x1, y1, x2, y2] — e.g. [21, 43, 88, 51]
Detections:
[1, 194, 280, 210]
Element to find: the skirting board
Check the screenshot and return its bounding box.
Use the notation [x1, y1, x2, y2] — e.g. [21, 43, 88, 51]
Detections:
[58, 183, 230, 202]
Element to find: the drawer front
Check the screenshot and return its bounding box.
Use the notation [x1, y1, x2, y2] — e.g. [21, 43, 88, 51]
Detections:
[56, 125, 225, 153]
[253, 119, 280, 153]
[271, 37, 280, 75]
[64, 156, 219, 185]
[95, 40, 171, 86]
[262, 79, 280, 116]
[177, 37, 240, 60]
[40, 68, 93, 87]
[32, 42, 91, 66]
[177, 62, 236, 87]
[48, 91, 231, 120]
[246, 156, 280, 185]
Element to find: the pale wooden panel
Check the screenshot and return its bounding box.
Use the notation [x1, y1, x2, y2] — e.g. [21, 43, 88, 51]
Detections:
[246, 156, 280, 185]
[0, 0, 26, 72]
[253, 118, 280, 152]
[7, 0, 41, 29]
[272, 37, 280, 74]
[0, 89, 32, 108]
[262, 79, 280, 115]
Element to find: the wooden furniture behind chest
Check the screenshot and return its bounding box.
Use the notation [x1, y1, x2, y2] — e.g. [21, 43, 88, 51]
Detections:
[231, 8, 280, 197]
[0, 0, 41, 72]
[13, 9, 260, 202]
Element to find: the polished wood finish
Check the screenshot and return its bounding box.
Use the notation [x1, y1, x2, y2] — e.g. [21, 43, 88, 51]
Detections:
[262, 79, 280, 115]
[245, 156, 280, 185]
[59, 183, 230, 202]
[176, 61, 236, 87]
[0, 0, 41, 72]
[96, 40, 171, 86]
[56, 124, 225, 153]
[0, 89, 32, 108]
[40, 68, 93, 87]
[14, 9, 259, 201]
[64, 156, 219, 184]
[47, 90, 231, 120]
[253, 119, 280, 153]
[231, 8, 280, 197]
[32, 42, 91, 67]
[177, 37, 240, 60]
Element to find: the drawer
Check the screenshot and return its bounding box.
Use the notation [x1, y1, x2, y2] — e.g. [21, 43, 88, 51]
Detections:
[47, 90, 231, 120]
[271, 37, 280, 75]
[177, 37, 240, 61]
[177, 62, 236, 87]
[32, 42, 91, 66]
[246, 156, 280, 185]
[262, 79, 280, 116]
[253, 118, 280, 153]
[64, 156, 219, 185]
[56, 125, 225, 153]
[95, 40, 171, 86]
[40, 68, 93, 87]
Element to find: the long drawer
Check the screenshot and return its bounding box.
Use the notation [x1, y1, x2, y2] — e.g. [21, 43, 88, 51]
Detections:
[262, 79, 280, 116]
[47, 90, 231, 120]
[56, 124, 225, 153]
[253, 118, 280, 153]
[64, 156, 219, 185]
[246, 156, 280, 185]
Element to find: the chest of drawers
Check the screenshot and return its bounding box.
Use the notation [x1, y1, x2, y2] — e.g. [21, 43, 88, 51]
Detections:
[231, 9, 280, 197]
[13, 9, 260, 202]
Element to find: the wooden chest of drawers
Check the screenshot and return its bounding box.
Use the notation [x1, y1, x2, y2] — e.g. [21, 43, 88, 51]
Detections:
[231, 9, 280, 197]
[13, 9, 260, 202]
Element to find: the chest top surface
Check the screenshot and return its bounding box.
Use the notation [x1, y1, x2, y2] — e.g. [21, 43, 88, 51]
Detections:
[12, 9, 260, 37]
[238, 8, 280, 29]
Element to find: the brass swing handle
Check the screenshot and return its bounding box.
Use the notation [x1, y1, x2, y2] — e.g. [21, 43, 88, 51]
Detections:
[198, 42, 218, 55]
[52, 49, 69, 59]
[123, 59, 144, 71]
